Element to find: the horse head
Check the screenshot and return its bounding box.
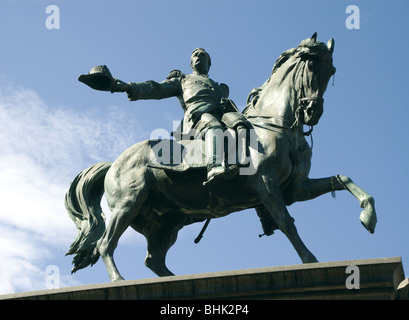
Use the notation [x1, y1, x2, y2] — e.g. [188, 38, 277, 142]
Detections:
[245, 33, 336, 130]
[293, 33, 336, 126]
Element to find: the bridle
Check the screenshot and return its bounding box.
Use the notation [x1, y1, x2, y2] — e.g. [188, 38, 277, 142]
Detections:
[291, 58, 324, 136]
[291, 96, 324, 137]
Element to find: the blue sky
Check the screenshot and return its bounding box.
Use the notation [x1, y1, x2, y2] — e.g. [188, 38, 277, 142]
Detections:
[0, 0, 408, 294]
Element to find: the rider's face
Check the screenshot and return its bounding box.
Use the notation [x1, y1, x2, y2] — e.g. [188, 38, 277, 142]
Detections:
[191, 50, 210, 74]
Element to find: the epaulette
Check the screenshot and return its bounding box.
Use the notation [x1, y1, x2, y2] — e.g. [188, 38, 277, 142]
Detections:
[220, 83, 229, 97]
[167, 69, 185, 80]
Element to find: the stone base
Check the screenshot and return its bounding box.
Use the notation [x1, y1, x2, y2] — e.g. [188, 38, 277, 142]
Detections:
[0, 257, 407, 300]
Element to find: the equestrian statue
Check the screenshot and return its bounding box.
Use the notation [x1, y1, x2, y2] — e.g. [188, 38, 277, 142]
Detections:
[66, 33, 377, 282]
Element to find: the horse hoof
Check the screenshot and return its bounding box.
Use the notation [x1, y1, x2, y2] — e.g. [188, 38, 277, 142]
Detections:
[111, 276, 125, 282]
[360, 208, 377, 234]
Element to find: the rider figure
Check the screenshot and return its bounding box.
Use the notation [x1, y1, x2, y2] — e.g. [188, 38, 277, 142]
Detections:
[111, 48, 244, 185]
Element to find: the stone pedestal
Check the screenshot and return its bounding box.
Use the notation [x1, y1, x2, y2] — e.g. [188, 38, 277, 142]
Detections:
[0, 257, 406, 300]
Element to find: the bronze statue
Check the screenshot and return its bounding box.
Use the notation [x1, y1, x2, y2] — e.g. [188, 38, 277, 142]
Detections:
[67, 34, 376, 282]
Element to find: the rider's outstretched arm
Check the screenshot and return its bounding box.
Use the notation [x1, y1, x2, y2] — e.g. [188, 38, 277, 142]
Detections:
[126, 78, 181, 101]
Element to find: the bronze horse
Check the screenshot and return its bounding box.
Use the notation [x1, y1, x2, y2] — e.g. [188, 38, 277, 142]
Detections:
[65, 34, 376, 282]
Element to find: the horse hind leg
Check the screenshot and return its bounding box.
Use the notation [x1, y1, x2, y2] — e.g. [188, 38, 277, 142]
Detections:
[97, 201, 146, 282]
[97, 171, 150, 282]
[136, 212, 184, 277]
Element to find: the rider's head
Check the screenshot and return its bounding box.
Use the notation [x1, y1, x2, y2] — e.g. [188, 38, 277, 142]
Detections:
[190, 48, 211, 75]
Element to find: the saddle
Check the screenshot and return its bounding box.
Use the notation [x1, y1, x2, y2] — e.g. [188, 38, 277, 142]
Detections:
[147, 135, 242, 177]
[147, 138, 207, 172]
[148, 107, 251, 174]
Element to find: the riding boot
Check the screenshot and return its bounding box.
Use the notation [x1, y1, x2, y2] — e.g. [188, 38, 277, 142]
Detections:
[236, 124, 249, 166]
[222, 125, 246, 180]
[203, 127, 226, 186]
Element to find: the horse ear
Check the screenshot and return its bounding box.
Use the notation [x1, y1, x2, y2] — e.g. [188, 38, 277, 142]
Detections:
[327, 38, 335, 53]
[311, 32, 317, 42]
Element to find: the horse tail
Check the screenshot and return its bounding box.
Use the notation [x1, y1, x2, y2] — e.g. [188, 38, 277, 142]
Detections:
[64, 161, 112, 273]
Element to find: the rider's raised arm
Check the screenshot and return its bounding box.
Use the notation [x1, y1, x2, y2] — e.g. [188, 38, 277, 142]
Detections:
[126, 76, 181, 102]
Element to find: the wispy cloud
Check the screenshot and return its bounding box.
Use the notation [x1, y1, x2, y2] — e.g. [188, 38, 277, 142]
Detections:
[0, 79, 144, 294]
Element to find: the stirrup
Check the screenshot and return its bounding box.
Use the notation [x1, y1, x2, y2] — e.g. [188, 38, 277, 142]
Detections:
[203, 165, 226, 186]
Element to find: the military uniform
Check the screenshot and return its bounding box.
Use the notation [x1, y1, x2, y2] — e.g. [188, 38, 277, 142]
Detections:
[126, 70, 229, 136]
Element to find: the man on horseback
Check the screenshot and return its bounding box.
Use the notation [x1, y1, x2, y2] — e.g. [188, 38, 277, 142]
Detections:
[111, 48, 248, 185]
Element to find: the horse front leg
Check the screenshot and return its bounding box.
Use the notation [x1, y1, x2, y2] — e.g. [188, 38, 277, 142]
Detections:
[283, 175, 376, 233]
[334, 175, 377, 234]
[254, 173, 318, 264]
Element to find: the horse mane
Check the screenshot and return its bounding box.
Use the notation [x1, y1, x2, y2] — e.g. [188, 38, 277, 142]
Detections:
[271, 47, 297, 76]
[242, 49, 294, 115]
